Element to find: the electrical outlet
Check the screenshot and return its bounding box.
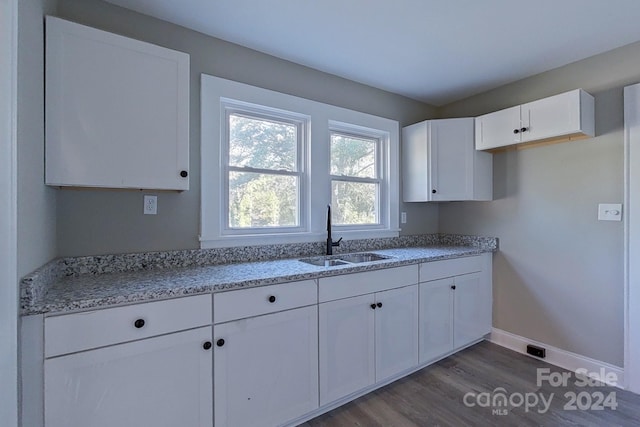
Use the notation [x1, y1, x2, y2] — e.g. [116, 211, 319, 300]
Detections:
[401, 212, 407, 224]
[144, 195, 157, 215]
[526, 344, 546, 358]
[598, 203, 622, 221]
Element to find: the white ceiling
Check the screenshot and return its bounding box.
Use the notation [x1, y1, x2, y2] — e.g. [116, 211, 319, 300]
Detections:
[104, 0, 640, 106]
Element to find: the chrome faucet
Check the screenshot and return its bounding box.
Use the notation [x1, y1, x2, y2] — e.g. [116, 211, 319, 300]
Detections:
[326, 204, 342, 255]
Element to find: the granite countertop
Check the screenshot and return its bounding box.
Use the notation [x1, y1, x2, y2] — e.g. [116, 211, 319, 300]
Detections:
[20, 234, 498, 316]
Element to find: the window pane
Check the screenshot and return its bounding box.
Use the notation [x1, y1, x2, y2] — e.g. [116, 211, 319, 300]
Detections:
[331, 181, 378, 225]
[229, 172, 298, 228]
[229, 114, 297, 171]
[330, 134, 376, 178]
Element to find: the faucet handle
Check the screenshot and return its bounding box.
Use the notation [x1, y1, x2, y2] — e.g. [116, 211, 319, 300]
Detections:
[332, 237, 343, 247]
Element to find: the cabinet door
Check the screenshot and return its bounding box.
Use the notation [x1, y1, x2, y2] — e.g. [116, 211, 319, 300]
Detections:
[44, 326, 212, 427]
[402, 121, 431, 202]
[319, 295, 375, 406]
[214, 306, 318, 427]
[429, 118, 475, 201]
[375, 285, 418, 381]
[454, 272, 491, 348]
[521, 89, 582, 143]
[475, 106, 521, 150]
[419, 278, 454, 364]
[45, 17, 189, 190]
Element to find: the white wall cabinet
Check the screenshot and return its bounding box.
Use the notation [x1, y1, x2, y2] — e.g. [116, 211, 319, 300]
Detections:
[45, 16, 190, 190]
[402, 118, 492, 202]
[475, 88, 595, 151]
[213, 281, 319, 427]
[418, 255, 492, 364]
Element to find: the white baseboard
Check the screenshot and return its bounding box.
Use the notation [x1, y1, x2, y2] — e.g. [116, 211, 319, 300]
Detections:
[490, 328, 624, 388]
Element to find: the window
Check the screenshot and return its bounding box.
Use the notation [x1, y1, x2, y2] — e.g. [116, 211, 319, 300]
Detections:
[330, 130, 382, 227]
[201, 75, 399, 248]
[223, 105, 307, 234]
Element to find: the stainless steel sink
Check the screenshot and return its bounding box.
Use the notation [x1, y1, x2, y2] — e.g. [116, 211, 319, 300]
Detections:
[338, 253, 390, 263]
[299, 252, 392, 267]
[299, 258, 349, 267]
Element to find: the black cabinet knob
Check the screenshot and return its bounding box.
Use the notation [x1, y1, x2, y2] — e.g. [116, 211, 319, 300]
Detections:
[451, 285, 456, 290]
[513, 129, 520, 134]
[432, 189, 437, 194]
[268, 295, 276, 303]
[134, 318, 145, 328]
[377, 302, 383, 308]
[370, 303, 377, 309]
[180, 170, 188, 178]
[521, 127, 528, 133]
[203, 341, 212, 350]
[216, 339, 225, 347]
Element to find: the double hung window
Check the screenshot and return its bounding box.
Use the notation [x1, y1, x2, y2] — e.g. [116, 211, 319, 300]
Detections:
[224, 106, 306, 233]
[200, 75, 399, 248]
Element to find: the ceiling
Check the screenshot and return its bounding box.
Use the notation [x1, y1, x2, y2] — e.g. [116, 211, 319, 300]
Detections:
[103, 0, 640, 106]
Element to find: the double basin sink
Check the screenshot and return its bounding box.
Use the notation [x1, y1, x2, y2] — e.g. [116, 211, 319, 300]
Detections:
[299, 252, 392, 267]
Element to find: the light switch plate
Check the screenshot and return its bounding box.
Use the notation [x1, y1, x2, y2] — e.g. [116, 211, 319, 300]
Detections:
[598, 203, 622, 221]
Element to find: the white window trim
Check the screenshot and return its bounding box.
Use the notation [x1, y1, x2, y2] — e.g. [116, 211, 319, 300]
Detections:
[329, 122, 389, 231]
[200, 74, 400, 248]
[221, 100, 309, 235]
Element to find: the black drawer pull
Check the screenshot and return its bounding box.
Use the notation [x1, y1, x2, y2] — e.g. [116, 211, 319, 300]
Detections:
[268, 295, 276, 303]
[134, 318, 145, 328]
[203, 341, 212, 350]
[217, 339, 225, 347]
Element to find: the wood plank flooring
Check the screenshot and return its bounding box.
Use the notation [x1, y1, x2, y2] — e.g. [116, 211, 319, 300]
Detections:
[302, 341, 640, 426]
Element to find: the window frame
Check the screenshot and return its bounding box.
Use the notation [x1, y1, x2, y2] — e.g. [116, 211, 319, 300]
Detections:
[200, 74, 399, 248]
[328, 123, 389, 231]
[221, 102, 309, 236]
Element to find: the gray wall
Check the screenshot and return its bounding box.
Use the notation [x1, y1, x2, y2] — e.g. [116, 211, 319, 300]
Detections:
[437, 42, 640, 367]
[53, 0, 438, 257]
[17, 0, 57, 277]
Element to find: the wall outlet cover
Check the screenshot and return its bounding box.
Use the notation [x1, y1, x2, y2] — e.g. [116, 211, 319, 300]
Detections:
[598, 203, 622, 221]
[144, 195, 157, 215]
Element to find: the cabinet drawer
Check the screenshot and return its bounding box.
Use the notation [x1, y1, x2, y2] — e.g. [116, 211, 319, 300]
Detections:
[319, 265, 418, 303]
[213, 280, 317, 324]
[419, 256, 482, 283]
[45, 294, 212, 358]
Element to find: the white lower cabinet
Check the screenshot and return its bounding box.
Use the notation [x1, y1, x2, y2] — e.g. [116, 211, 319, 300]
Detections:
[419, 270, 492, 364]
[213, 289, 319, 427]
[44, 326, 213, 427]
[454, 272, 491, 348]
[418, 278, 454, 364]
[319, 284, 418, 406]
[375, 286, 419, 382]
[318, 294, 376, 406]
[35, 256, 492, 427]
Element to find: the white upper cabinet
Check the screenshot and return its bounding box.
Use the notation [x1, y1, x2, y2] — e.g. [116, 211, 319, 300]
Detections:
[475, 89, 595, 151]
[402, 118, 492, 202]
[45, 16, 190, 190]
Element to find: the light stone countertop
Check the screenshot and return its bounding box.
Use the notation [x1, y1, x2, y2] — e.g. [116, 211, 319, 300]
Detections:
[22, 245, 494, 316]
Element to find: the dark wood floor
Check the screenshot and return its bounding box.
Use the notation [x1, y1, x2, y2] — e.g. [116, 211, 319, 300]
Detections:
[302, 341, 640, 426]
